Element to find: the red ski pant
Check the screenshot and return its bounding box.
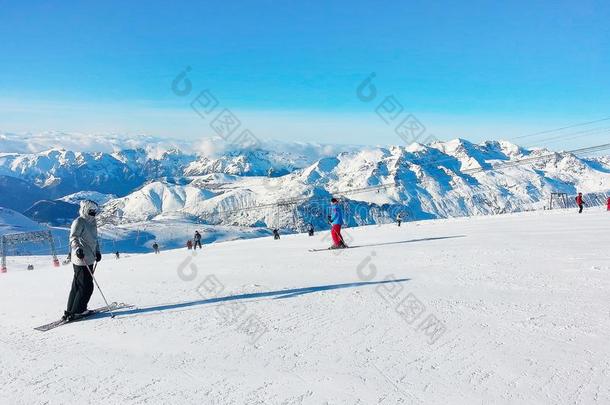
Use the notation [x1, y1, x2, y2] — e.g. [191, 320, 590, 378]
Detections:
[331, 224, 343, 245]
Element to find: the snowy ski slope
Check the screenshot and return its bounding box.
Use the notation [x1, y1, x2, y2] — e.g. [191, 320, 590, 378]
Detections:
[0, 208, 608, 404]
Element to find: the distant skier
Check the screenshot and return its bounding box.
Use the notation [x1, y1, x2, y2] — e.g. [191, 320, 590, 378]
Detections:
[193, 231, 202, 249]
[576, 192, 584, 214]
[62, 200, 101, 321]
[186, 239, 193, 250]
[397, 212, 403, 227]
[273, 228, 280, 240]
[308, 223, 314, 236]
[152, 242, 160, 254]
[115, 251, 120, 259]
[329, 198, 346, 249]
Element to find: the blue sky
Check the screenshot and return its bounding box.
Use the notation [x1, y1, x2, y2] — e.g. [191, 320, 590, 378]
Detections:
[0, 0, 609, 149]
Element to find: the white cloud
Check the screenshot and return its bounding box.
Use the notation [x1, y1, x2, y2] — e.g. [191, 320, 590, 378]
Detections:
[0, 131, 363, 163]
[0, 131, 194, 154]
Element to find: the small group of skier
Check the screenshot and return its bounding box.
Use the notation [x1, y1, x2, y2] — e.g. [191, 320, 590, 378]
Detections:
[186, 231, 203, 250]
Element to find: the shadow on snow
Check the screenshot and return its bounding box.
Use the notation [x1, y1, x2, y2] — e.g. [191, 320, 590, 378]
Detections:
[346, 234, 466, 250]
[91, 278, 411, 320]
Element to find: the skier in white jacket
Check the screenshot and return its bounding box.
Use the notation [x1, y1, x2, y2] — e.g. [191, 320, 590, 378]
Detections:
[63, 200, 102, 321]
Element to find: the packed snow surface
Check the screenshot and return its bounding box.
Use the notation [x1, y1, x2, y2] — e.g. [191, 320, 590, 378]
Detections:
[0, 208, 608, 404]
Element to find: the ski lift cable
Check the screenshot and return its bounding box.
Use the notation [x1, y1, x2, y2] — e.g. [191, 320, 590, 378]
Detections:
[523, 127, 610, 150]
[512, 117, 610, 141]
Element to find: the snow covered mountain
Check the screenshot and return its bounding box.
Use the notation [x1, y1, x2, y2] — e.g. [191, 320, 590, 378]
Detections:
[0, 149, 149, 198]
[58, 191, 116, 206]
[97, 139, 610, 231]
[0, 147, 314, 200]
[100, 181, 219, 223]
[1, 136, 609, 232]
[184, 149, 308, 177]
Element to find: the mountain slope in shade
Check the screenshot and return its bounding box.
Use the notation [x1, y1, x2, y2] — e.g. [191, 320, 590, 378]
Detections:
[0, 175, 46, 213]
[0, 207, 45, 235]
[0, 149, 147, 197]
[23, 200, 79, 226]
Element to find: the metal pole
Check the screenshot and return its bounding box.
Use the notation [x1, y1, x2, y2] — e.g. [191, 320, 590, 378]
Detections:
[1, 236, 6, 273]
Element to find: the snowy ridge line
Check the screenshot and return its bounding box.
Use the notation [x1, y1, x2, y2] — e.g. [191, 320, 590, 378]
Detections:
[463, 142, 610, 174]
[189, 142, 610, 220]
[411, 141, 610, 176]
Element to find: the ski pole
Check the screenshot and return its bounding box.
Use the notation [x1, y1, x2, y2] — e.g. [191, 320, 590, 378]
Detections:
[85, 262, 115, 318]
[78, 238, 116, 318]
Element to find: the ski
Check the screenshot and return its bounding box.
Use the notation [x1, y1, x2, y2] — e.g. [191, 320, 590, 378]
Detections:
[34, 302, 133, 332]
[309, 246, 354, 252]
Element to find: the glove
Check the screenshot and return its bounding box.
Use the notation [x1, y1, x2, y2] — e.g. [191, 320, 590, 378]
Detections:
[96, 251, 102, 262]
[75, 248, 85, 259]
[327, 215, 332, 223]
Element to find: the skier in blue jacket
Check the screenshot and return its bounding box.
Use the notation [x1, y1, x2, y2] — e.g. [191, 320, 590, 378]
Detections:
[328, 198, 347, 248]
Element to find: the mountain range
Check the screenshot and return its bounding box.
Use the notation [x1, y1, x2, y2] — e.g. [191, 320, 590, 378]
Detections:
[1, 137, 609, 237]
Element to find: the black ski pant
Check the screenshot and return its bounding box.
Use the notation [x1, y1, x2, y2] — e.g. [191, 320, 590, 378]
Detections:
[578, 204, 583, 213]
[66, 264, 94, 315]
[194, 240, 202, 249]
